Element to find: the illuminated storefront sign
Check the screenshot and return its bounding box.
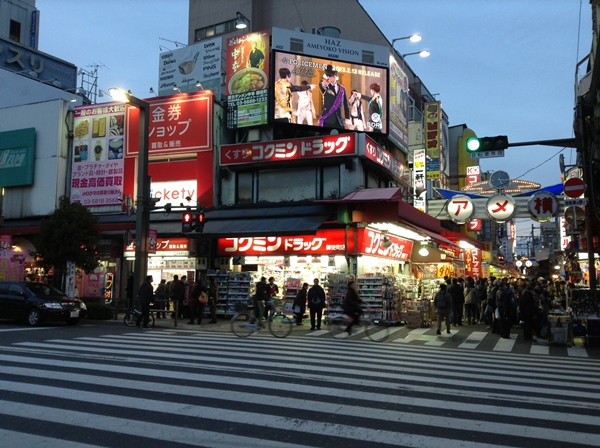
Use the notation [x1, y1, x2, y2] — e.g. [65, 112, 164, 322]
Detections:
[126, 92, 213, 157]
[220, 134, 356, 166]
[125, 238, 189, 257]
[218, 228, 412, 261]
[464, 247, 482, 278]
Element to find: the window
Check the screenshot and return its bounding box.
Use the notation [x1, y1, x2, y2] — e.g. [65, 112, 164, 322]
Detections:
[9, 20, 21, 43]
[258, 168, 317, 202]
[194, 19, 237, 42]
[237, 172, 253, 204]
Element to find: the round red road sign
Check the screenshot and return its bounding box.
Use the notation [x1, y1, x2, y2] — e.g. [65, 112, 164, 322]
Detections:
[563, 178, 585, 198]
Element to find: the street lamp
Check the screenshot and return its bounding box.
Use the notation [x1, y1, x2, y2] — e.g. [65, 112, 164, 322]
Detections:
[108, 88, 150, 305]
[392, 34, 421, 46]
[402, 50, 430, 58]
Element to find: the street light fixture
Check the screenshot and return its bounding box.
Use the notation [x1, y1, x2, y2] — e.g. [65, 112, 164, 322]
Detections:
[235, 11, 249, 29]
[402, 50, 430, 58]
[107, 88, 150, 306]
[391, 34, 422, 46]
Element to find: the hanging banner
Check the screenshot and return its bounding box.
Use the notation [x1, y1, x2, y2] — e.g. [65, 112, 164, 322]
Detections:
[424, 101, 442, 180]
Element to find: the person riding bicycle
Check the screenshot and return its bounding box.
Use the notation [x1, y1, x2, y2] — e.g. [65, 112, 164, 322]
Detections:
[343, 281, 363, 334]
[254, 276, 271, 326]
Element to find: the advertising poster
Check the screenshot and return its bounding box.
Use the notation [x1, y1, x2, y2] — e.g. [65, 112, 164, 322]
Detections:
[388, 53, 409, 152]
[273, 51, 388, 134]
[0, 234, 11, 281]
[225, 30, 270, 128]
[71, 103, 126, 206]
[158, 37, 223, 97]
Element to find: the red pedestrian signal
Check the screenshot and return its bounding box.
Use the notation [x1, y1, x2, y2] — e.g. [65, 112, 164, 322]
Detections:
[196, 212, 205, 233]
[182, 211, 194, 232]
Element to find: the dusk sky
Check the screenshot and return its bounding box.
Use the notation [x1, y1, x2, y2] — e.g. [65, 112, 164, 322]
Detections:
[37, 0, 592, 237]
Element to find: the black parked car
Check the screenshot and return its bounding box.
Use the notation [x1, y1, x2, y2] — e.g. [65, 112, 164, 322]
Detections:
[0, 281, 87, 326]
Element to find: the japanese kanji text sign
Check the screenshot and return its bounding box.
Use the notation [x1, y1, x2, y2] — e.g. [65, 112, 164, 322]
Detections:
[220, 134, 356, 166]
[527, 192, 559, 223]
[126, 92, 213, 157]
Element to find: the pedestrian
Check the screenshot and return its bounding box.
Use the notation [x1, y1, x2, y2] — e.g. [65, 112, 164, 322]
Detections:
[464, 278, 477, 325]
[343, 281, 363, 334]
[254, 276, 270, 322]
[135, 275, 154, 329]
[189, 280, 208, 325]
[155, 279, 167, 318]
[498, 281, 513, 339]
[448, 278, 464, 326]
[486, 279, 500, 330]
[293, 282, 309, 325]
[519, 282, 536, 340]
[207, 277, 218, 324]
[434, 283, 452, 335]
[170, 275, 185, 319]
[265, 276, 279, 320]
[307, 278, 326, 330]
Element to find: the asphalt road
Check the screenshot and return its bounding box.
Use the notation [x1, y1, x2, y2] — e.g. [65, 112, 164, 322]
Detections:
[0, 318, 599, 447]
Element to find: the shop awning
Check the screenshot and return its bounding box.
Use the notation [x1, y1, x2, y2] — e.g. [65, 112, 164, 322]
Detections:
[405, 223, 458, 248]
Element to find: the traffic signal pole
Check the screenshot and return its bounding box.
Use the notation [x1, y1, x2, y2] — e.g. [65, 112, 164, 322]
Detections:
[506, 138, 577, 148]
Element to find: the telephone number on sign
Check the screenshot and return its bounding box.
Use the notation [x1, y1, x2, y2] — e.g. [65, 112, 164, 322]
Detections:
[81, 198, 118, 205]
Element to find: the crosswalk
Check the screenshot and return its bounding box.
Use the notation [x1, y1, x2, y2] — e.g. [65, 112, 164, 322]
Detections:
[1, 330, 599, 447]
[301, 323, 595, 357]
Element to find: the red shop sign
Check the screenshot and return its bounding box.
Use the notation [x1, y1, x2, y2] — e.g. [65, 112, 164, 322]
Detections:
[127, 91, 213, 157]
[217, 229, 349, 256]
[357, 228, 413, 261]
[220, 133, 356, 166]
[125, 237, 189, 253]
[364, 135, 408, 183]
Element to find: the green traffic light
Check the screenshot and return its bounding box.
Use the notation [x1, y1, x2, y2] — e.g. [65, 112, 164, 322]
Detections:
[466, 137, 480, 152]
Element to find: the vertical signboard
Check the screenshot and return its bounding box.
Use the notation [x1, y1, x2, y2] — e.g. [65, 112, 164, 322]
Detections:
[71, 103, 127, 206]
[464, 247, 482, 279]
[226, 30, 270, 128]
[466, 165, 482, 231]
[388, 53, 409, 152]
[158, 37, 223, 97]
[424, 101, 442, 180]
[413, 149, 427, 212]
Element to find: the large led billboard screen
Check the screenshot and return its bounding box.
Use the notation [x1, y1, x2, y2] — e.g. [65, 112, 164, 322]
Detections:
[272, 51, 387, 134]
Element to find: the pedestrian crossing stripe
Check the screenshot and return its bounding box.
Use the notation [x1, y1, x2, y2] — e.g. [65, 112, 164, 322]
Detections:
[1, 333, 599, 447]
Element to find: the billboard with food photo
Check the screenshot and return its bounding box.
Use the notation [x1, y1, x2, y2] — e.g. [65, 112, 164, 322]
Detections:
[272, 51, 387, 134]
[225, 30, 270, 129]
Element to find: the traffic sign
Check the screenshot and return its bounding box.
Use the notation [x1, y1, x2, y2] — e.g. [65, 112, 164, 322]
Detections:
[563, 178, 585, 198]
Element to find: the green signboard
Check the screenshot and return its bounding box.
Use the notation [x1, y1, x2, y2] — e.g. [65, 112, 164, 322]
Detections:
[0, 128, 35, 187]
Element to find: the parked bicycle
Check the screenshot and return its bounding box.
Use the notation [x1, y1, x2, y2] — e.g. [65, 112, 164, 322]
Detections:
[327, 308, 390, 342]
[230, 298, 294, 338]
[124, 307, 155, 328]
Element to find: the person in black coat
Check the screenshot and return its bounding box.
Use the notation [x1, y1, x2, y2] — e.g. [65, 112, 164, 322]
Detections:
[293, 282, 309, 325]
[136, 275, 154, 328]
[498, 282, 513, 339]
[307, 278, 326, 330]
[448, 278, 464, 326]
[344, 281, 363, 334]
[189, 280, 208, 325]
[519, 282, 537, 340]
